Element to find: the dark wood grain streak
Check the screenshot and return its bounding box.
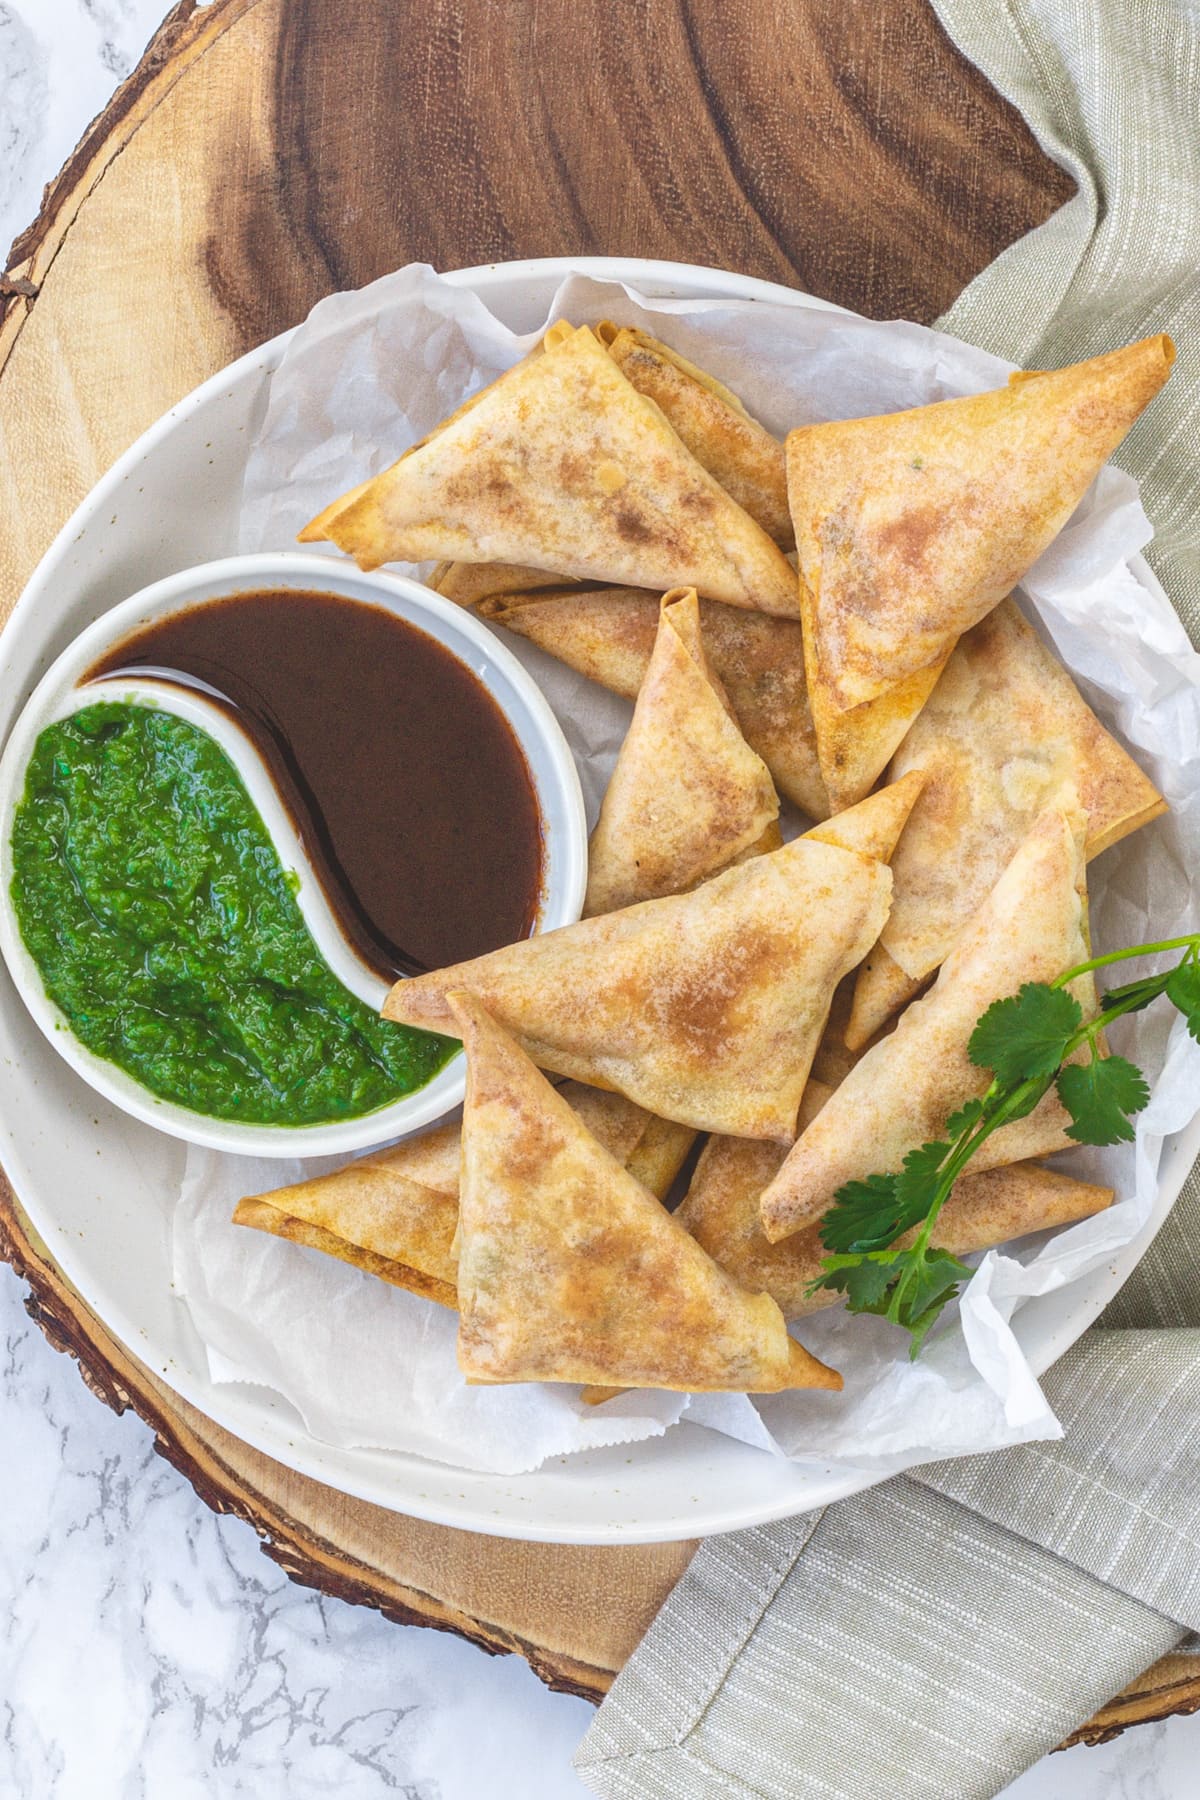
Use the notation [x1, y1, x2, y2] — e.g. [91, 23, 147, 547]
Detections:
[199, 0, 1073, 357]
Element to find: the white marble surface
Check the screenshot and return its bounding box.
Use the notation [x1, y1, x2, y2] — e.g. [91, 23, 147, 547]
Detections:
[1, 4, 1197, 1795]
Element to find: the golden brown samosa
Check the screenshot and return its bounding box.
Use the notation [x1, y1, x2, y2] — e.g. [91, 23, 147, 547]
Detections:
[759, 805, 1097, 1241]
[787, 337, 1173, 810]
[301, 323, 799, 615]
[679, 1117, 1113, 1320]
[480, 584, 828, 817]
[597, 322, 792, 545]
[584, 588, 780, 915]
[847, 600, 1166, 1047]
[449, 992, 840, 1391]
[787, 336, 1174, 713]
[384, 834, 893, 1141]
[233, 1084, 693, 1308]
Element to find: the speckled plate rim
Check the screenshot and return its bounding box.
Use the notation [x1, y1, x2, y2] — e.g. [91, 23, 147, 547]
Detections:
[0, 255, 1195, 1545]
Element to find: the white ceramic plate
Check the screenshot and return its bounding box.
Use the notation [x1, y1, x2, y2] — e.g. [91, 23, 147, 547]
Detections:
[2, 257, 1196, 1545]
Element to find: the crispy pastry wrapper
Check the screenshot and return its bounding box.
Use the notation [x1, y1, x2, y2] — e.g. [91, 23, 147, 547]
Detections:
[787, 335, 1174, 713]
[598, 322, 792, 546]
[449, 993, 838, 1392]
[583, 588, 780, 915]
[847, 598, 1167, 1041]
[679, 1091, 1113, 1320]
[180, 264, 1200, 1476]
[302, 322, 799, 615]
[482, 583, 828, 817]
[232, 1084, 693, 1309]
[384, 835, 893, 1142]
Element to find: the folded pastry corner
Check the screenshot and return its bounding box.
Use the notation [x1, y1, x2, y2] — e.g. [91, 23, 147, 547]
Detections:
[448, 990, 840, 1392]
[598, 321, 792, 546]
[787, 335, 1173, 808]
[759, 803, 1096, 1242]
[428, 561, 585, 607]
[301, 321, 799, 614]
[232, 1123, 463, 1306]
[803, 768, 926, 863]
[384, 833, 893, 1141]
[584, 587, 780, 915]
[232, 1084, 692, 1306]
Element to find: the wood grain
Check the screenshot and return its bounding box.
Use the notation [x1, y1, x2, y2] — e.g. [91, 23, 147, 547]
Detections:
[2, 0, 1190, 1748]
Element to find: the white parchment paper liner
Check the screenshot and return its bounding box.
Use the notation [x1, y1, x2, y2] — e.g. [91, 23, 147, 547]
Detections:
[170, 264, 1200, 1477]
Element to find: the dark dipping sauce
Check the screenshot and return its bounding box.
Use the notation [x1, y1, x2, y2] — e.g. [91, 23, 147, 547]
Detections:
[88, 589, 545, 979]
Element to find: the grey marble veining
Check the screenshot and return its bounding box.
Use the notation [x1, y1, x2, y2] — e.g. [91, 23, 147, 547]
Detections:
[0, 4, 1198, 1795]
[0, 1262, 596, 1799]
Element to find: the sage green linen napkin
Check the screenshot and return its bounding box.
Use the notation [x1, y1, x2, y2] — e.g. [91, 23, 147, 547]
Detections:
[576, 4, 1200, 1794]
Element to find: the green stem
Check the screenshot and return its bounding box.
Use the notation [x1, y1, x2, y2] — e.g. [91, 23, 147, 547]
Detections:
[1051, 934, 1200, 989]
[887, 1072, 1050, 1319]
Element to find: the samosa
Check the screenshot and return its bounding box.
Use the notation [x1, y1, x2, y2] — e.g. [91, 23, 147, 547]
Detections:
[679, 1105, 1113, 1320]
[301, 322, 798, 614]
[482, 584, 828, 817]
[584, 588, 780, 915]
[449, 992, 840, 1391]
[847, 599, 1166, 1047]
[234, 1084, 694, 1308]
[787, 335, 1174, 807]
[759, 805, 1098, 1241]
[384, 834, 893, 1141]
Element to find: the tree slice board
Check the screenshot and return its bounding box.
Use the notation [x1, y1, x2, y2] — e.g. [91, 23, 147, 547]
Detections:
[2, 0, 1193, 1744]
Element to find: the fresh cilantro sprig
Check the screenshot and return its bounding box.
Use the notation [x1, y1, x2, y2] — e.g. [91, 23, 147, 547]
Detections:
[809, 932, 1200, 1356]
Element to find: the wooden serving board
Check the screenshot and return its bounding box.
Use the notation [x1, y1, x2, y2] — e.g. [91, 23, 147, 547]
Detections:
[2, 0, 1195, 1745]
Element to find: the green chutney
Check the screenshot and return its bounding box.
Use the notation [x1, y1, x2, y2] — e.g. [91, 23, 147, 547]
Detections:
[9, 702, 456, 1124]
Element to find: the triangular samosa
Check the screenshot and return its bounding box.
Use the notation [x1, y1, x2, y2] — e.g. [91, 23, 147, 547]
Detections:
[584, 588, 780, 915]
[759, 805, 1097, 1241]
[301, 322, 799, 614]
[233, 1084, 693, 1308]
[385, 835, 893, 1140]
[597, 322, 792, 545]
[787, 335, 1174, 714]
[679, 1104, 1113, 1320]
[847, 599, 1166, 1046]
[450, 992, 840, 1391]
[480, 584, 829, 817]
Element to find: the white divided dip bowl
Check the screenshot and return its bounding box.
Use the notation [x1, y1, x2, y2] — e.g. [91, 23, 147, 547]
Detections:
[0, 552, 587, 1156]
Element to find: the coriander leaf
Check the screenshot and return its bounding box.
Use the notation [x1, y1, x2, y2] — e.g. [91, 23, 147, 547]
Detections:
[895, 1246, 973, 1320]
[893, 1139, 950, 1222]
[813, 1252, 898, 1310]
[1166, 958, 1200, 1043]
[968, 982, 1082, 1084]
[1057, 1054, 1149, 1146]
[820, 1173, 902, 1255]
[893, 1247, 974, 1355]
[944, 1098, 985, 1139]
